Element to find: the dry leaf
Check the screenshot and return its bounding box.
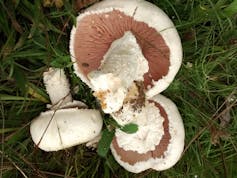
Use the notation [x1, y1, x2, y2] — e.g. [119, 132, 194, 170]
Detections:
[210, 126, 230, 146]
[219, 108, 231, 128]
[210, 100, 232, 145]
[55, 0, 64, 8]
[219, 101, 232, 128]
[75, 0, 100, 11]
[182, 28, 196, 41]
[43, 0, 54, 7]
[43, 0, 64, 8]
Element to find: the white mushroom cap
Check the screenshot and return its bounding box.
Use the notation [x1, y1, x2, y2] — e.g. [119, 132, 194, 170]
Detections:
[110, 94, 185, 173]
[30, 108, 103, 151]
[31, 67, 103, 151]
[70, 0, 182, 98]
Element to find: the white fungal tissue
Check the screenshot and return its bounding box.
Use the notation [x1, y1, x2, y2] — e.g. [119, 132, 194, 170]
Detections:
[88, 31, 149, 113]
[115, 101, 164, 154]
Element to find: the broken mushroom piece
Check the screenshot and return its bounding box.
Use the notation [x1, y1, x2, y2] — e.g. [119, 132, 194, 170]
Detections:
[70, 0, 182, 99]
[110, 94, 185, 173]
[43, 67, 87, 109]
[88, 31, 148, 113]
[30, 68, 103, 151]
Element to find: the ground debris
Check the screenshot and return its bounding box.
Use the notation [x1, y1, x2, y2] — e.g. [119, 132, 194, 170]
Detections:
[43, 0, 64, 8]
[219, 106, 231, 128]
[210, 126, 230, 146]
[210, 100, 233, 146]
[74, 0, 101, 11]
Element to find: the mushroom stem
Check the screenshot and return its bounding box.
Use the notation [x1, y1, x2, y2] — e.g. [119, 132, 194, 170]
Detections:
[43, 68, 72, 107]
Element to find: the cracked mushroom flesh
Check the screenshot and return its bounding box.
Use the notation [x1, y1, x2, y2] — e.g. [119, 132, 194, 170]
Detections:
[70, 0, 182, 103]
[110, 94, 185, 173]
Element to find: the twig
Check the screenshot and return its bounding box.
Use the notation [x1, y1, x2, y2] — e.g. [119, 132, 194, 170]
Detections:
[36, 92, 72, 147]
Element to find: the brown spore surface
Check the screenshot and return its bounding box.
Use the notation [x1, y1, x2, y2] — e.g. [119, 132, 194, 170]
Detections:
[73, 10, 170, 88]
[111, 101, 171, 165]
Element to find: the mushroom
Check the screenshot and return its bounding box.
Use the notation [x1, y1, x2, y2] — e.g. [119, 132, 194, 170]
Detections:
[110, 94, 185, 173]
[69, 0, 185, 172]
[30, 68, 103, 151]
[70, 0, 182, 99]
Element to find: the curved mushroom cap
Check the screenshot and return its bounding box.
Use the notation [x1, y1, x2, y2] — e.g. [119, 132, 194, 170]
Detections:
[30, 108, 103, 151]
[110, 94, 185, 173]
[70, 0, 182, 98]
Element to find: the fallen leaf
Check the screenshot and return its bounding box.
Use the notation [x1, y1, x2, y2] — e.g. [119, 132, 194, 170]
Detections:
[210, 126, 230, 146]
[219, 101, 232, 128]
[43, 0, 53, 7]
[210, 100, 232, 145]
[182, 28, 196, 41]
[43, 0, 63, 8]
[74, 0, 100, 11]
[55, 0, 64, 8]
[229, 38, 237, 45]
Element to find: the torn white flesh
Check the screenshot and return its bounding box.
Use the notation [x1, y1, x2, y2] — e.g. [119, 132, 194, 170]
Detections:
[30, 108, 103, 151]
[44, 68, 72, 108]
[114, 101, 164, 153]
[88, 31, 149, 113]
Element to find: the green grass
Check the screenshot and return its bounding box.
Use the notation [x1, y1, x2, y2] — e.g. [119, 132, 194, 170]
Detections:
[1, 0, 237, 177]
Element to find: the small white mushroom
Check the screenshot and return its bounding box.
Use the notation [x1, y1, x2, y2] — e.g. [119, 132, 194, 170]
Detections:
[30, 68, 103, 151]
[110, 94, 185, 173]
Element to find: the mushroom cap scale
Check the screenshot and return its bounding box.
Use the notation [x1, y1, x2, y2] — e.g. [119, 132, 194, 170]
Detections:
[70, 0, 182, 98]
[30, 108, 103, 152]
[110, 94, 184, 173]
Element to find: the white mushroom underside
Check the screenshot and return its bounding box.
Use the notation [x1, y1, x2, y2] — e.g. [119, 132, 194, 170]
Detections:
[110, 94, 185, 173]
[115, 102, 164, 154]
[30, 108, 103, 151]
[70, 0, 182, 97]
[88, 31, 148, 113]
